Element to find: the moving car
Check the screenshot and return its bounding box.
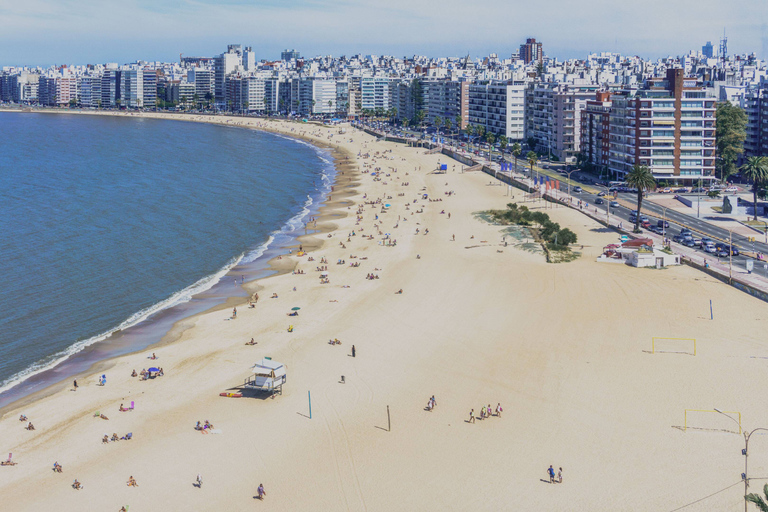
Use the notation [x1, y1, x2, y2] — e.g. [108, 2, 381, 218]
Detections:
[595, 198, 604, 205]
[572, 186, 582, 193]
[657, 220, 670, 228]
[609, 201, 620, 208]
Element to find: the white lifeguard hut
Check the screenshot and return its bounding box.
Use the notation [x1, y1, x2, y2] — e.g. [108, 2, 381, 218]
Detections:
[244, 358, 286, 395]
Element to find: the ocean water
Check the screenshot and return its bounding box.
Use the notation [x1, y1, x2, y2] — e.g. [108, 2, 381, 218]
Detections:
[0, 113, 332, 406]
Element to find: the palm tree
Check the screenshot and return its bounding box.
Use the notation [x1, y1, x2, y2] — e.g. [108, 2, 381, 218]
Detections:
[443, 119, 452, 146]
[748, 484, 768, 511]
[486, 133, 496, 162]
[328, 100, 333, 115]
[624, 164, 657, 232]
[740, 156, 768, 221]
[511, 143, 522, 174]
[499, 135, 508, 153]
[434, 116, 442, 133]
[455, 114, 462, 132]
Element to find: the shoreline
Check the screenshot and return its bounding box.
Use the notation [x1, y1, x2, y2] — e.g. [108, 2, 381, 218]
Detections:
[3, 108, 766, 511]
[0, 109, 357, 416]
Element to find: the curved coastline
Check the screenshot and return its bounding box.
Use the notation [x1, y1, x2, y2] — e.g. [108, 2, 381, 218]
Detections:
[0, 109, 357, 415]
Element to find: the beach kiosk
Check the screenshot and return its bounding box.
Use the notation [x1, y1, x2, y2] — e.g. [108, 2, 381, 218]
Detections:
[244, 359, 286, 395]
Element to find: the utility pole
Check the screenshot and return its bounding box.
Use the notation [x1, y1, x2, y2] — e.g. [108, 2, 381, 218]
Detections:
[729, 229, 733, 283]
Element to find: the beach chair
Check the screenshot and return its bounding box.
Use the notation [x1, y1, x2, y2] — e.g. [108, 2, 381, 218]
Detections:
[121, 433, 133, 441]
[130, 401, 134, 411]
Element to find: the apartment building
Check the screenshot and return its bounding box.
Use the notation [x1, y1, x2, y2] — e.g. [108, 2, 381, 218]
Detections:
[360, 77, 391, 111]
[607, 69, 717, 183]
[467, 82, 525, 140]
[744, 84, 767, 156]
[79, 75, 102, 108]
[101, 69, 119, 107]
[214, 46, 242, 104]
[526, 83, 596, 162]
[427, 80, 469, 130]
[187, 68, 214, 100]
[580, 91, 612, 173]
[520, 38, 543, 64]
[120, 69, 144, 108]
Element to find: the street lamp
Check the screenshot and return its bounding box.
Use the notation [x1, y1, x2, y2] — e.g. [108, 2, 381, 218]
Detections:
[714, 409, 768, 512]
[729, 228, 734, 284]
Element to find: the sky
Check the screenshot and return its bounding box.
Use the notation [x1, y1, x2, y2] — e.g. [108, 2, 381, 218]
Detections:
[0, 0, 766, 67]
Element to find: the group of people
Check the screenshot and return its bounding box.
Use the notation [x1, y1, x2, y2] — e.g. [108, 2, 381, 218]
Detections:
[20, 414, 35, 431]
[425, 395, 437, 412]
[365, 273, 380, 280]
[103, 432, 132, 443]
[194, 420, 215, 431]
[547, 465, 564, 484]
[467, 403, 503, 423]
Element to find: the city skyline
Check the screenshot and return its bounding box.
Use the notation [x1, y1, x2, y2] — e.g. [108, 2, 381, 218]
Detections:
[1, 0, 766, 67]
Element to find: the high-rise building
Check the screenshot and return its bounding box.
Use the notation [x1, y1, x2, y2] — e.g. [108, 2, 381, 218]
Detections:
[120, 69, 144, 108]
[428, 80, 469, 130]
[607, 69, 717, 184]
[214, 46, 243, 104]
[79, 75, 102, 108]
[580, 91, 612, 174]
[243, 47, 256, 71]
[526, 83, 597, 162]
[281, 49, 301, 62]
[360, 77, 391, 111]
[101, 69, 119, 107]
[142, 71, 157, 109]
[702, 41, 714, 58]
[188, 68, 214, 100]
[519, 38, 543, 64]
[467, 82, 525, 140]
[744, 83, 768, 157]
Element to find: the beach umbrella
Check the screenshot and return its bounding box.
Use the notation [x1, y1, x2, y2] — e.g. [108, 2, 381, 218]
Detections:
[385, 204, 391, 207]
[291, 307, 301, 311]
[148, 367, 160, 373]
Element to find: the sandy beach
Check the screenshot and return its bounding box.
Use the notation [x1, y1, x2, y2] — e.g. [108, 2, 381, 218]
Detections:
[2, 111, 767, 511]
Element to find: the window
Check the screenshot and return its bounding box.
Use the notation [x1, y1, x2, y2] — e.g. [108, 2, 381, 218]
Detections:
[653, 130, 674, 137]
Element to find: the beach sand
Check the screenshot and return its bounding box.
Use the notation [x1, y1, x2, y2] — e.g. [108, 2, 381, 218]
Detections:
[1, 112, 766, 511]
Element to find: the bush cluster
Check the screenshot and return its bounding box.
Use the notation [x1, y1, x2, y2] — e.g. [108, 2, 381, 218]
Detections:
[494, 203, 577, 250]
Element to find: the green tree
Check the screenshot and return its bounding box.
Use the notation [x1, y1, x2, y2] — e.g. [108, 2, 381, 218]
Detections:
[535, 61, 545, 77]
[740, 156, 768, 221]
[328, 100, 333, 114]
[527, 151, 538, 176]
[624, 165, 657, 232]
[486, 133, 496, 161]
[455, 114, 463, 134]
[511, 143, 522, 173]
[498, 135, 508, 152]
[526, 137, 537, 151]
[715, 101, 747, 182]
[434, 116, 442, 133]
[746, 483, 768, 512]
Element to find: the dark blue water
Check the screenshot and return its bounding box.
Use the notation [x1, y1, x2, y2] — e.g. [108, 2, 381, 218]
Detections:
[0, 113, 332, 401]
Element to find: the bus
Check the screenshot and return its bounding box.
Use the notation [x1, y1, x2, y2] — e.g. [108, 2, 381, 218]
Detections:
[608, 181, 627, 189]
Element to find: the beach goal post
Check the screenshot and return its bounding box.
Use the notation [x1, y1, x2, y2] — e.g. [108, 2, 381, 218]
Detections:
[652, 337, 696, 356]
[684, 409, 741, 434]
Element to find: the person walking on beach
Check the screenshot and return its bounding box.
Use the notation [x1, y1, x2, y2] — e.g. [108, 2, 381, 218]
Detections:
[73, 380, 78, 391]
[196, 474, 203, 488]
[232, 307, 237, 319]
[257, 483, 266, 500]
[548, 465, 555, 483]
[351, 345, 356, 358]
[468, 409, 475, 423]
[557, 467, 563, 483]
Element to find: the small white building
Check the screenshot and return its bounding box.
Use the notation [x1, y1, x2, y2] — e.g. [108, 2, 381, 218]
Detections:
[244, 359, 286, 394]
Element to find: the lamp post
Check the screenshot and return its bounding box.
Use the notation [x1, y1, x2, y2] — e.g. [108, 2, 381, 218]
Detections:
[714, 409, 768, 512]
[729, 228, 734, 284]
[697, 177, 702, 218]
[661, 206, 668, 245]
[566, 168, 577, 203]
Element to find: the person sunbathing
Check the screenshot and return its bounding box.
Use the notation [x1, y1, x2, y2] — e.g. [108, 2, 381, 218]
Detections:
[53, 462, 62, 473]
[19, 415, 27, 422]
[271, 293, 278, 298]
[119, 404, 127, 412]
[103, 435, 109, 444]
[127, 476, 138, 487]
[72, 479, 82, 490]
[26, 422, 35, 430]
[131, 369, 137, 377]
[1, 459, 17, 466]
[195, 421, 202, 430]
[111, 433, 119, 442]
[100, 414, 109, 420]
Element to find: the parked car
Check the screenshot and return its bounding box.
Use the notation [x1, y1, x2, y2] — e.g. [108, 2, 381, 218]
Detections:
[673, 234, 687, 243]
[657, 220, 670, 228]
[680, 228, 693, 237]
[641, 220, 651, 229]
[703, 241, 717, 253]
[651, 226, 665, 235]
[659, 187, 672, 193]
[729, 245, 740, 256]
[684, 239, 697, 248]
[725, 186, 739, 192]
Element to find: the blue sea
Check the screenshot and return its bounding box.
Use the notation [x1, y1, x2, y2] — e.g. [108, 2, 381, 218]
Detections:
[0, 112, 333, 408]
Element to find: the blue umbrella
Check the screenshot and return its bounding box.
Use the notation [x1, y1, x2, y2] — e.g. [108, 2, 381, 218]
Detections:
[148, 367, 160, 372]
